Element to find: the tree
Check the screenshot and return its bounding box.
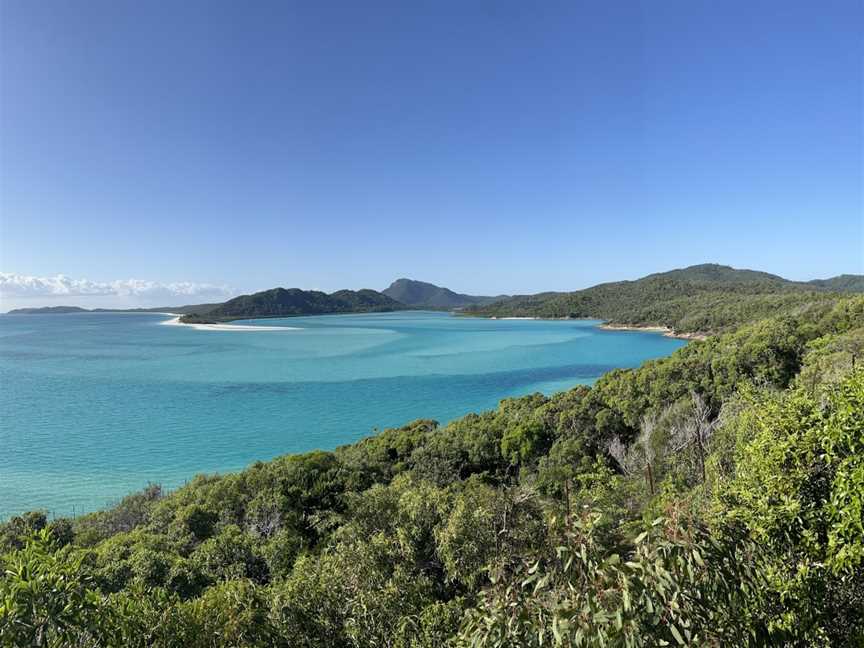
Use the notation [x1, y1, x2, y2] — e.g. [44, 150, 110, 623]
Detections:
[0, 511, 47, 552]
[671, 392, 717, 483]
[607, 413, 658, 495]
[715, 370, 864, 643]
[0, 530, 109, 647]
[458, 513, 774, 647]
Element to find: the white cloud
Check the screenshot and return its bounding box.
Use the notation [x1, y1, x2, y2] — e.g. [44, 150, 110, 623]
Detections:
[0, 272, 233, 302]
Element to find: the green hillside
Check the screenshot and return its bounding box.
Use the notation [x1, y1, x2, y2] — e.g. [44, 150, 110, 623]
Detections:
[808, 274, 864, 292]
[465, 263, 858, 334]
[179, 288, 406, 323]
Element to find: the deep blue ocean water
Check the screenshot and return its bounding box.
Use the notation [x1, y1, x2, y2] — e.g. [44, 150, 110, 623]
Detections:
[0, 311, 685, 519]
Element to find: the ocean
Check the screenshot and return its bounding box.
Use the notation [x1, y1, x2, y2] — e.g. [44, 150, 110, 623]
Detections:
[0, 311, 685, 518]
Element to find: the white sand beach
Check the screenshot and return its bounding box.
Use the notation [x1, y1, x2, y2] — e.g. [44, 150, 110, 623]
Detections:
[160, 316, 300, 331]
[597, 323, 707, 341]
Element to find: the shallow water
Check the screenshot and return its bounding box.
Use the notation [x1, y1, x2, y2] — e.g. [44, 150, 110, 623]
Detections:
[0, 311, 685, 518]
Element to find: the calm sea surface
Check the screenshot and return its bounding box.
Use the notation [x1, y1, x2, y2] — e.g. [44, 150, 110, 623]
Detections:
[0, 311, 685, 518]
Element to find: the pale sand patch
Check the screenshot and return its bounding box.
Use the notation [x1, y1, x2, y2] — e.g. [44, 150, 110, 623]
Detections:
[597, 323, 708, 341]
[160, 317, 300, 331]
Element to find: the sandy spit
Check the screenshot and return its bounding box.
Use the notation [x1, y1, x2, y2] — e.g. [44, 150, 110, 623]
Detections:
[160, 316, 301, 332]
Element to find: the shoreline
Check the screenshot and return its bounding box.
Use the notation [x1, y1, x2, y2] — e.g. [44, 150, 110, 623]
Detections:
[160, 316, 300, 332]
[480, 315, 596, 322]
[468, 312, 706, 340]
[597, 323, 708, 341]
[490, 316, 540, 320]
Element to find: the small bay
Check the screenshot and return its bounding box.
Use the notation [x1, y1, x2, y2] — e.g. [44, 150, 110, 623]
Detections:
[0, 311, 684, 518]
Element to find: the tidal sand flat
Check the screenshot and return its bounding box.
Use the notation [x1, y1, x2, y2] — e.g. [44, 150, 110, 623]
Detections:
[0, 311, 685, 518]
[160, 316, 302, 331]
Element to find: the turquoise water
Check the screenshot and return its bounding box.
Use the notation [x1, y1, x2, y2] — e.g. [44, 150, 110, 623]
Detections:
[0, 311, 684, 519]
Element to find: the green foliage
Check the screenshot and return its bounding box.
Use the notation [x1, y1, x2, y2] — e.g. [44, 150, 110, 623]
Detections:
[808, 273, 864, 293]
[336, 419, 438, 486]
[458, 513, 776, 647]
[437, 480, 544, 590]
[392, 598, 465, 648]
[500, 418, 552, 465]
[104, 585, 199, 647]
[271, 533, 440, 648]
[0, 530, 108, 647]
[382, 277, 497, 310]
[179, 504, 219, 541]
[466, 263, 846, 334]
[713, 370, 864, 643]
[797, 325, 864, 390]
[823, 372, 864, 571]
[0, 511, 47, 552]
[181, 286, 407, 323]
[189, 579, 277, 647]
[72, 483, 163, 546]
[192, 524, 269, 584]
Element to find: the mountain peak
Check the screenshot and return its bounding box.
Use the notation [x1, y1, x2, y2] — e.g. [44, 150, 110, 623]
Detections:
[382, 279, 504, 310]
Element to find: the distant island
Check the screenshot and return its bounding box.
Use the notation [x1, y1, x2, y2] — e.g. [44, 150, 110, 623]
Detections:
[7, 303, 221, 316]
[7, 306, 91, 314]
[178, 287, 406, 324]
[181, 280, 505, 323]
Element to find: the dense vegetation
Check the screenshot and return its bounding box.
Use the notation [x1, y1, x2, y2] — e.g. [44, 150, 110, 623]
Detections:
[465, 264, 863, 334]
[808, 274, 864, 293]
[180, 288, 406, 324]
[3, 290, 864, 646]
[382, 279, 503, 310]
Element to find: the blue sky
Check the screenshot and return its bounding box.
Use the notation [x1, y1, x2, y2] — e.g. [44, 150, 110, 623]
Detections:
[1, 0, 862, 308]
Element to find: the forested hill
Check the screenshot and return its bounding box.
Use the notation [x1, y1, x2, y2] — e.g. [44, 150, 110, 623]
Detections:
[3, 291, 863, 646]
[808, 274, 864, 292]
[179, 287, 406, 323]
[382, 278, 505, 310]
[464, 263, 863, 334]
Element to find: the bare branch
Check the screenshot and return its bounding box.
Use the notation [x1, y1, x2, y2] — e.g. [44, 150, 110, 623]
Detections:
[607, 435, 631, 475]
